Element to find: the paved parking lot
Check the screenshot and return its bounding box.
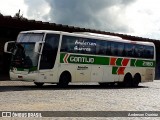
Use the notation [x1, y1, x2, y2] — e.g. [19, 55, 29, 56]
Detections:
[0, 80, 160, 119]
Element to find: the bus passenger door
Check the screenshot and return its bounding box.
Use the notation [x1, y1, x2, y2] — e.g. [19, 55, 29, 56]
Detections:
[76, 65, 91, 82]
[38, 33, 60, 83]
[91, 66, 103, 82]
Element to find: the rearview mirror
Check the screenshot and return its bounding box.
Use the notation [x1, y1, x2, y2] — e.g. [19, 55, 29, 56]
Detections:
[34, 41, 44, 54]
[4, 41, 16, 54]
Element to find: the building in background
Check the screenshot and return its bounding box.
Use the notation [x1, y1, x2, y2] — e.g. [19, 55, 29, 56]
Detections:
[0, 14, 160, 79]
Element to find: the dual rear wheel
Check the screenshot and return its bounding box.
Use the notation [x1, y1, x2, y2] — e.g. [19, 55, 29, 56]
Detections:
[121, 73, 140, 87]
[99, 73, 140, 88]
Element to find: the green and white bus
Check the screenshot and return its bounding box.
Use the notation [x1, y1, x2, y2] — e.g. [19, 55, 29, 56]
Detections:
[4, 30, 156, 87]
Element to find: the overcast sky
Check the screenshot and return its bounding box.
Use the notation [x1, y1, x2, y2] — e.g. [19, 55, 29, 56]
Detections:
[0, 0, 160, 40]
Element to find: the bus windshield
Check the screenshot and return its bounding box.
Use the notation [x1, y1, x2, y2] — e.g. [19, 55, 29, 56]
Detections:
[11, 33, 44, 70]
[17, 33, 44, 42]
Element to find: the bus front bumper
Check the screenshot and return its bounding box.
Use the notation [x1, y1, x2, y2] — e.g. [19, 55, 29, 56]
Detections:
[10, 72, 38, 82]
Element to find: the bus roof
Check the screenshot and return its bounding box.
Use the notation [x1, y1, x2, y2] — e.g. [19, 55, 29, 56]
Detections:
[20, 30, 61, 34]
[74, 32, 122, 40]
[20, 30, 155, 46]
[127, 40, 155, 46]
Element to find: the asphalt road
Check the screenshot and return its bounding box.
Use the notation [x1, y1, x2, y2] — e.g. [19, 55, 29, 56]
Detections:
[0, 80, 160, 119]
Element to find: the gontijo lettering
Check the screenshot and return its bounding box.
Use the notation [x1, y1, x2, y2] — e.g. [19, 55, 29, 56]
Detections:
[70, 56, 94, 63]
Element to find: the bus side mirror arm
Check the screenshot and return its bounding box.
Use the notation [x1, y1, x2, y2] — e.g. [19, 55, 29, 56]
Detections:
[34, 41, 44, 54]
[4, 41, 16, 54]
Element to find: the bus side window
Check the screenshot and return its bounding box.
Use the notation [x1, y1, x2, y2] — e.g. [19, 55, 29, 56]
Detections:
[125, 44, 135, 57]
[111, 42, 124, 57]
[61, 36, 70, 52]
[83, 38, 96, 54]
[111, 42, 118, 56]
[135, 45, 144, 58]
[150, 46, 154, 59]
[61, 36, 76, 53]
[144, 46, 154, 59]
[96, 40, 107, 55]
[117, 43, 124, 56]
[67, 39, 75, 53]
[106, 42, 111, 55]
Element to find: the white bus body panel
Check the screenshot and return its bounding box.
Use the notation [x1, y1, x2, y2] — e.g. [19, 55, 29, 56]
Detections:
[91, 65, 103, 82]
[8, 30, 155, 84]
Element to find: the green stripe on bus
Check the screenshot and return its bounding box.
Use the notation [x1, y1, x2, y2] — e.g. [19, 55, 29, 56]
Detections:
[130, 59, 136, 66]
[116, 58, 123, 66]
[112, 67, 118, 74]
[60, 53, 66, 63]
[60, 53, 155, 67]
[130, 59, 155, 67]
[29, 66, 37, 71]
[60, 53, 110, 65]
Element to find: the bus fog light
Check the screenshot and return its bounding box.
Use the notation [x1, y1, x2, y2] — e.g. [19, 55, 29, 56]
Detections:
[18, 76, 23, 79]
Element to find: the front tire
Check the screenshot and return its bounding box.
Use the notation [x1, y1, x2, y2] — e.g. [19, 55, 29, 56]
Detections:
[58, 72, 71, 88]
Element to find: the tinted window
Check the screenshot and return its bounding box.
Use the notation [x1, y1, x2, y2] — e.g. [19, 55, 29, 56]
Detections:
[96, 41, 111, 55]
[134, 45, 144, 58]
[111, 42, 118, 56]
[61, 35, 154, 59]
[124, 44, 154, 59]
[61, 36, 96, 54]
[117, 43, 124, 56]
[125, 44, 135, 57]
[40, 34, 60, 69]
[110, 42, 124, 56]
[144, 46, 154, 59]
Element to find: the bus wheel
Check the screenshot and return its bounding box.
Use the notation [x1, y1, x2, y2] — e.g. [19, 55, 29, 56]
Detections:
[133, 73, 141, 87]
[58, 72, 71, 88]
[123, 73, 133, 88]
[34, 82, 44, 87]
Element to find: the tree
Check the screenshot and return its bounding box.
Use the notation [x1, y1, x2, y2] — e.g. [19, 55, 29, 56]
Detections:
[14, 9, 26, 20]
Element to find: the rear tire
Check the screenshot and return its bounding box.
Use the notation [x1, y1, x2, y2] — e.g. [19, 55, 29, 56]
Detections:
[123, 73, 133, 88]
[133, 74, 141, 87]
[34, 82, 44, 87]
